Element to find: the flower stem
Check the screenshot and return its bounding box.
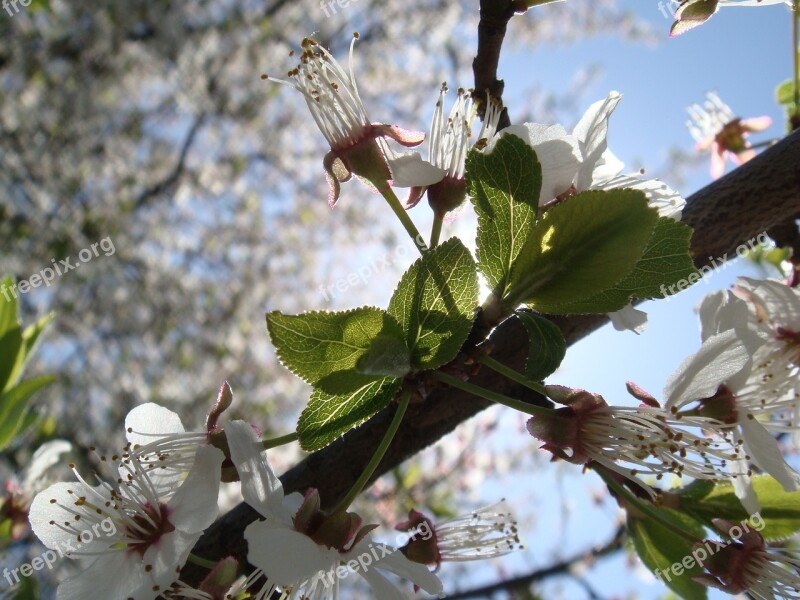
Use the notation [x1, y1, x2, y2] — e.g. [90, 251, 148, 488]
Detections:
[430, 214, 443, 248]
[594, 466, 699, 543]
[379, 186, 428, 255]
[333, 391, 411, 513]
[262, 432, 299, 450]
[477, 355, 547, 395]
[188, 553, 218, 570]
[430, 370, 553, 416]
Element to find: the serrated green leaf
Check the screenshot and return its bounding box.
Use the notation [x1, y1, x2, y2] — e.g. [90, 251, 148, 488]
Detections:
[503, 189, 658, 314]
[466, 134, 542, 300]
[0, 375, 55, 449]
[266, 307, 409, 393]
[628, 508, 708, 600]
[297, 377, 401, 451]
[387, 238, 478, 370]
[356, 334, 412, 378]
[681, 475, 800, 541]
[552, 216, 696, 313]
[515, 310, 566, 381]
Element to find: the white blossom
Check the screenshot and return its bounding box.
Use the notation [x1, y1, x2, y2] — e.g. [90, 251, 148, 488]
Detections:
[29, 445, 224, 600]
[225, 420, 443, 599]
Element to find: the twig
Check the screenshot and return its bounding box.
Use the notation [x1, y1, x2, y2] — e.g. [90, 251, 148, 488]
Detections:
[445, 527, 626, 599]
[472, 0, 518, 130]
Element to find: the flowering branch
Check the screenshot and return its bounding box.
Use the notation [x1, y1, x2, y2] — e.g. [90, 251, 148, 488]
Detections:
[181, 129, 800, 588]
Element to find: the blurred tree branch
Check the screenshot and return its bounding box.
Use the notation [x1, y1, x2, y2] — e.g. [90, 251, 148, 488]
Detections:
[445, 527, 625, 599]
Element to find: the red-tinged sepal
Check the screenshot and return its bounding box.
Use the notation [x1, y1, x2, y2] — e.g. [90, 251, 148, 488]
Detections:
[626, 381, 660, 408]
[375, 124, 425, 148]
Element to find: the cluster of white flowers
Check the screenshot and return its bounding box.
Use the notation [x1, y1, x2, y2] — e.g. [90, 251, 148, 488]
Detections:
[23, 402, 521, 599]
[664, 278, 800, 511]
[529, 278, 800, 512]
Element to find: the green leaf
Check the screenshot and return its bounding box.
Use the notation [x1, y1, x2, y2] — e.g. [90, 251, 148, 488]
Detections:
[0, 327, 22, 394]
[387, 238, 478, 370]
[775, 57, 799, 107]
[297, 377, 401, 451]
[551, 216, 696, 313]
[515, 310, 566, 381]
[504, 189, 658, 314]
[777, 79, 796, 106]
[681, 475, 800, 541]
[0, 276, 19, 336]
[356, 334, 413, 378]
[466, 134, 542, 300]
[628, 508, 708, 600]
[267, 307, 409, 393]
[5, 312, 55, 394]
[0, 277, 22, 392]
[0, 375, 55, 450]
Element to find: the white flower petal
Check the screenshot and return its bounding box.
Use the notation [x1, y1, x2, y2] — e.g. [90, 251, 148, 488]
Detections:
[29, 481, 116, 553]
[141, 529, 198, 592]
[225, 420, 285, 519]
[55, 552, 150, 600]
[573, 91, 622, 190]
[737, 277, 800, 332]
[23, 439, 72, 489]
[358, 568, 408, 600]
[388, 153, 447, 187]
[608, 304, 647, 333]
[590, 149, 625, 184]
[594, 172, 686, 220]
[351, 540, 443, 595]
[664, 329, 755, 410]
[167, 445, 224, 533]
[244, 519, 336, 587]
[740, 417, 800, 492]
[125, 403, 186, 447]
[697, 290, 752, 342]
[730, 443, 761, 513]
[501, 125, 581, 204]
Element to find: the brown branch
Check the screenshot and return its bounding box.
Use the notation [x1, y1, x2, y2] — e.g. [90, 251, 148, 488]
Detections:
[180, 130, 800, 586]
[472, 0, 518, 130]
[445, 527, 626, 600]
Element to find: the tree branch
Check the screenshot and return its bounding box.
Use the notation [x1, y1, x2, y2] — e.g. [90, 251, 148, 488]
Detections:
[472, 0, 518, 129]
